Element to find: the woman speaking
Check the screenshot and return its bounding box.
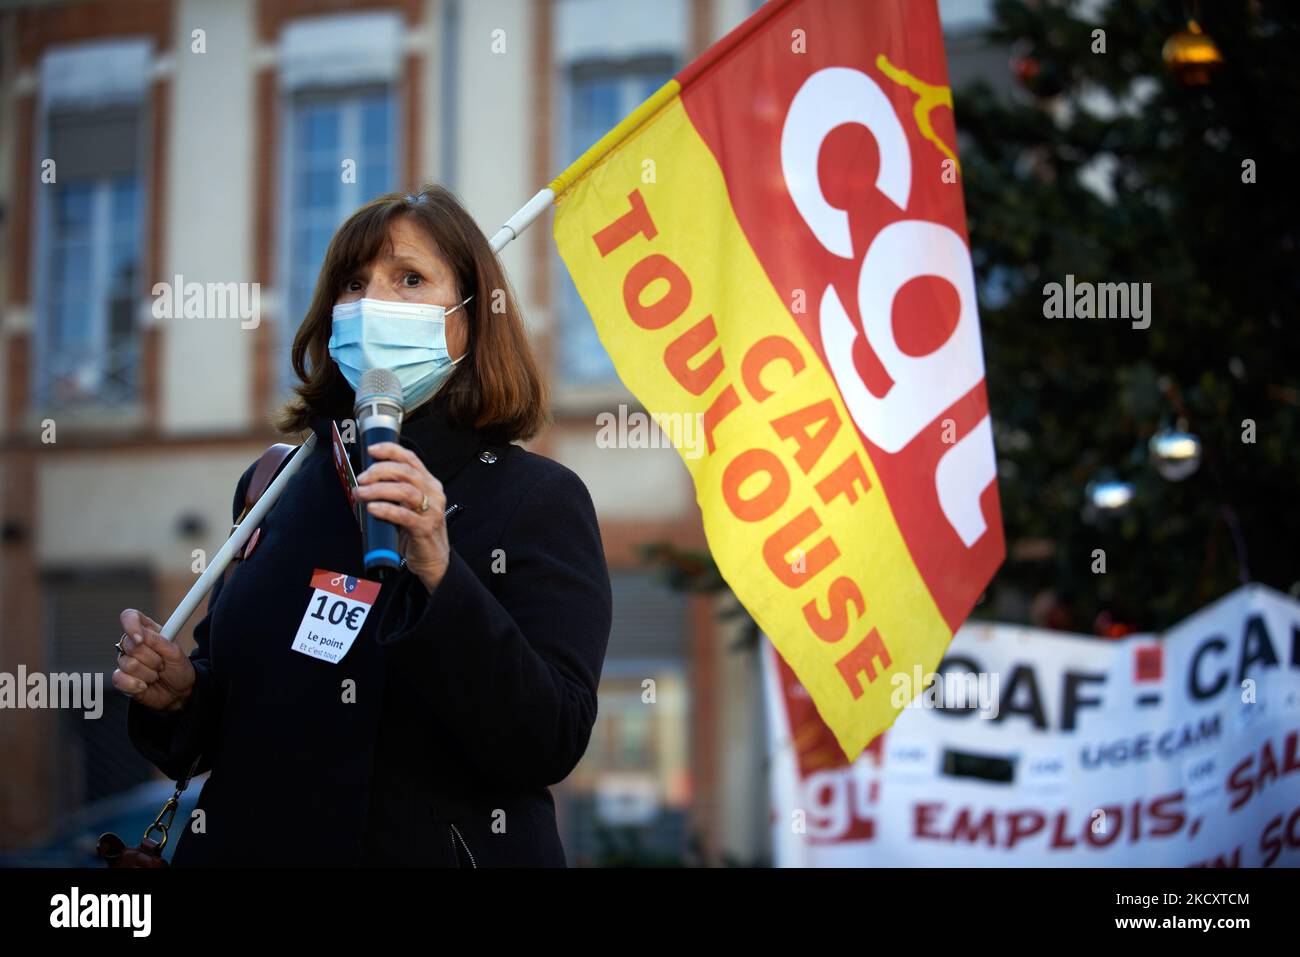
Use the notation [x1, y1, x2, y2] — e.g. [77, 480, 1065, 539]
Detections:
[112, 185, 613, 867]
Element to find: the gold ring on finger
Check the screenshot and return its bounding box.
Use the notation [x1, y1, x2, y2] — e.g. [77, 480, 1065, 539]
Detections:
[418, 493, 430, 514]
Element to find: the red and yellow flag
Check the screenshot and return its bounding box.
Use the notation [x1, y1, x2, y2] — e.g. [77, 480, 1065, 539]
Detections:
[551, 0, 1004, 758]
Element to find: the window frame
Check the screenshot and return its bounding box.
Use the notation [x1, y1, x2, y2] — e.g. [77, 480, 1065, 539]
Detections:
[275, 80, 402, 398]
[31, 98, 149, 413]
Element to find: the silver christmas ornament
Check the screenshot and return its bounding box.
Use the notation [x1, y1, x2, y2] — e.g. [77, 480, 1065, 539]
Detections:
[1149, 429, 1202, 481]
[1083, 479, 1135, 524]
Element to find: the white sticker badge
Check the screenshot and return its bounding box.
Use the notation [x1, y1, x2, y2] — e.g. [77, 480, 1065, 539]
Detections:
[291, 569, 381, 664]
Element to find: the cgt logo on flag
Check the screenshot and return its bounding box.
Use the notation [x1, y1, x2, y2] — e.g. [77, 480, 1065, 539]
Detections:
[552, 0, 1003, 757]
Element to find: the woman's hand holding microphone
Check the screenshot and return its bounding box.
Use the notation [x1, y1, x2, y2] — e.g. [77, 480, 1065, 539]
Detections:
[353, 441, 450, 594]
[112, 608, 196, 714]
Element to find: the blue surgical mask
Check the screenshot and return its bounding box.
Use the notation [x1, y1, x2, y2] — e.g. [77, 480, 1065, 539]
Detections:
[328, 295, 473, 411]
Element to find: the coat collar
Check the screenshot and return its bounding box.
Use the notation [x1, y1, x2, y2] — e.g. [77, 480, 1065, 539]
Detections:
[309, 387, 507, 487]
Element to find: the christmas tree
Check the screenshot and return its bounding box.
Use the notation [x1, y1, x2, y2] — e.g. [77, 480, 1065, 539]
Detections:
[956, 0, 1299, 631]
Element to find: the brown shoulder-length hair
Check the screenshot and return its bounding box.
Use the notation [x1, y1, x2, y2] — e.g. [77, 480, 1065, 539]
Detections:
[276, 184, 550, 441]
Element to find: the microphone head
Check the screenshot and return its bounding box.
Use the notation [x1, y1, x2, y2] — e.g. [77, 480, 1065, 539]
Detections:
[355, 367, 404, 420]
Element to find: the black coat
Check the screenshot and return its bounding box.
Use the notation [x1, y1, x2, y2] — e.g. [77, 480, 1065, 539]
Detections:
[126, 389, 613, 867]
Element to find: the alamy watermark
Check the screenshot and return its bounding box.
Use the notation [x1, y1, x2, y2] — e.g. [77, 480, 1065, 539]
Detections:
[50, 887, 150, 937]
[596, 404, 706, 460]
[152, 274, 261, 329]
[0, 667, 103, 718]
[890, 664, 1000, 718]
[1042, 274, 1151, 329]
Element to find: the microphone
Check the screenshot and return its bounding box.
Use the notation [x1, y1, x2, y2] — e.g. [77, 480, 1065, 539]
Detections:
[355, 368, 405, 579]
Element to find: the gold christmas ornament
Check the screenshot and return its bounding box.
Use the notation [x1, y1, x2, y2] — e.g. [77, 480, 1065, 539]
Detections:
[1162, 18, 1223, 86]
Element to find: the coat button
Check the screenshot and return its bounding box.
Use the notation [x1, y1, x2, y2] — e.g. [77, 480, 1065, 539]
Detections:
[478, 450, 497, 464]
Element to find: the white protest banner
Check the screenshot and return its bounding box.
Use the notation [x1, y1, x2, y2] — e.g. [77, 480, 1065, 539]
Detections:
[765, 584, 1300, 866]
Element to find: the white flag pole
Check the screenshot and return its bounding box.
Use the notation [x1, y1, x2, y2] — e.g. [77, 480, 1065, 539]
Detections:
[159, 432, 317, 640]
[159, 187, 556, 641]
[488, 188, 555, 254]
